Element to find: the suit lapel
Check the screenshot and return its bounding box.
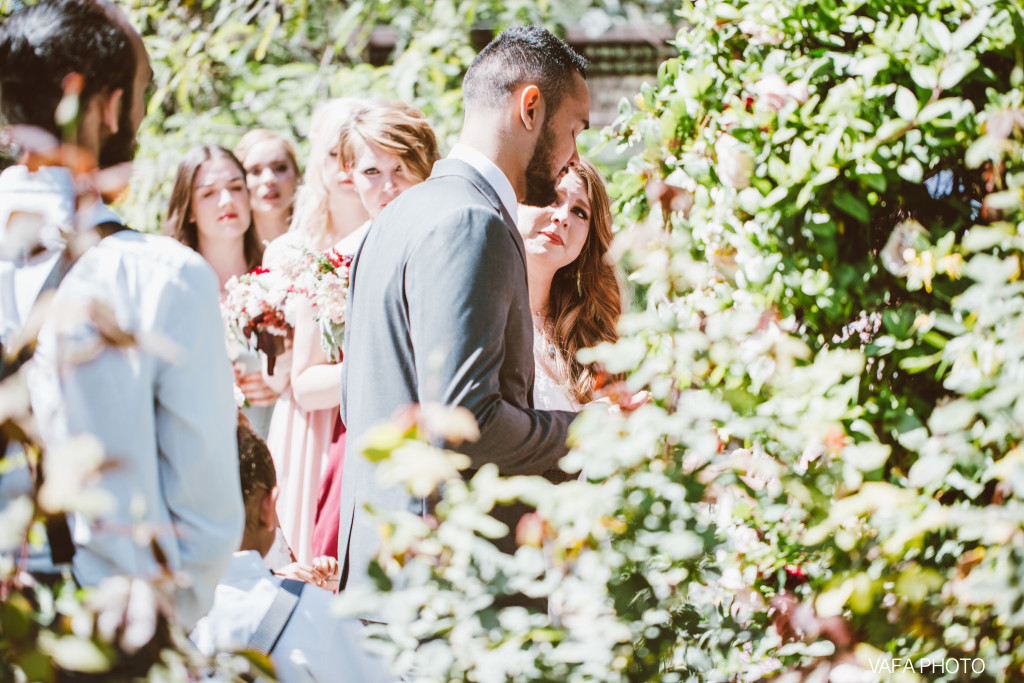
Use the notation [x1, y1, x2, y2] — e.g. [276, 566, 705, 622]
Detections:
[428, 159, 527, 270]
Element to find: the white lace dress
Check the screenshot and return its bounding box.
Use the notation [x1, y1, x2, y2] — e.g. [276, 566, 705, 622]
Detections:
[531, 328, 581, 412]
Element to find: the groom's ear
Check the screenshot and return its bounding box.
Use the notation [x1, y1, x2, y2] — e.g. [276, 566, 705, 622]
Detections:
[519, 84, 543, 132]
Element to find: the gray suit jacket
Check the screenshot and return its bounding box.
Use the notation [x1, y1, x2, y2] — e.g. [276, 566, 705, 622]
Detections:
[338, 159, 576, 591]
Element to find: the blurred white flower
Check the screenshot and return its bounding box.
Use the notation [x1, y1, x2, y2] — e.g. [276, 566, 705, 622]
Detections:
[376, 442, 471, 498]
[0, 371, 32, 424]
[880, 219, 929, 277]
[38, 434, 116, 518]
[739, 5, 783, 45]
[38, 631, 109, 673]
[0, 495, 34, 552]
[85, 576, 159, 654]
[0, 210, 46, 260]
[417, 403, 481, 445]
[752, 73, 809, 111]
[715, 134, 755, 190]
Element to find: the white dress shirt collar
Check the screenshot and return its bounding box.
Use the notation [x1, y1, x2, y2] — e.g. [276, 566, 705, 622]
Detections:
[0, 165, 124, 344]
[448, 143, 518, 226]
[223, 550, 268, 581]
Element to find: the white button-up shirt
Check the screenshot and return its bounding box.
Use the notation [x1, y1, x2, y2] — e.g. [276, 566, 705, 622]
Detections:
[191, 551, 393, 683]
[448, 143, 519, 226]
[1, 165, 243, 629]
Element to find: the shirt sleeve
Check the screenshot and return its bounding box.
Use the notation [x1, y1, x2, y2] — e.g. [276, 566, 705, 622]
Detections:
[153, 257, 244, 628]
[404, 206, 575, 476]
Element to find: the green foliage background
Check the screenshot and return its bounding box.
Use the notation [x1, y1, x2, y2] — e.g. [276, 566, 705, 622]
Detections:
[336, 0, 1024, 681]
[116, 0, 674, 232]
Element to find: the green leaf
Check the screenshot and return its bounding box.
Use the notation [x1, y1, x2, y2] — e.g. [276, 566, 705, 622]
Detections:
[910, 64, 939, 89]
[897, 157, 924, 183]
[938, 56, 978, 90]
[951, 10, 991, 51]
[723, 388, 758, 414]
[928, 399, 977, 433]
[812, 166, 840, 187]
[923, 18, 953, 53]
[367, 560, 393, 592]
[253, 11, 280, 62]
[916, 98, 961, 125]
[834, 189, 870, 223]
[849, 53, 890, 80]
[360, 424, 408, 463]
[805, 640, 837, 657]
[899, 351, 942, 373]
[883, 308, 912, 337]
[15, 651, 54, 683]
[875, 118, 908, 141]
[894, 86, 919, 121]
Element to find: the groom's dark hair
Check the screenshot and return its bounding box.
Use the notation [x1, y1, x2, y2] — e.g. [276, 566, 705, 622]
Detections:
[0, 0, 136, 138]
[463, 26, 588, 115]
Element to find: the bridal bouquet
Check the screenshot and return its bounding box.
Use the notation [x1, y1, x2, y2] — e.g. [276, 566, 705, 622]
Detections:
[222, 266, 303, 374]
[307, 247, 353, 363]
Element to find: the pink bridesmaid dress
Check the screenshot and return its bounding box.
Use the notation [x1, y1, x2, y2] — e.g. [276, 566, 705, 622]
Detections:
[265, 386, 337, 564]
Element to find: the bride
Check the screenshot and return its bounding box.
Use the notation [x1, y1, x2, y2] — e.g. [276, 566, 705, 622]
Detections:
[516, 158, 621, 410]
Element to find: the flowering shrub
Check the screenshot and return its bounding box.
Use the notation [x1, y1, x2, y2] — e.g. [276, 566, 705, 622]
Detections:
[347, 0, 1024, 680]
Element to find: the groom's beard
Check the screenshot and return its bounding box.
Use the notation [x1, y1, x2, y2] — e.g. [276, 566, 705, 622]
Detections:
[521, 122, 559, 207]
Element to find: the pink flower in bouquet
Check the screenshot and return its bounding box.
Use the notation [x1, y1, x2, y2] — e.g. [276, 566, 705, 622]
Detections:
[222, 267, 298, 374]
[305, 247, 354, 362]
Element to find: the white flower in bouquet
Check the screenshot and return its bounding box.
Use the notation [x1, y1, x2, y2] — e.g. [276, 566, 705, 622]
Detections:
[305, 247, 353, 363]
[221, 267, 297, 374]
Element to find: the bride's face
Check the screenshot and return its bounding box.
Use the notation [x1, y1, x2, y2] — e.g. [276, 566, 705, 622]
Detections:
[517, 169, 591, 272]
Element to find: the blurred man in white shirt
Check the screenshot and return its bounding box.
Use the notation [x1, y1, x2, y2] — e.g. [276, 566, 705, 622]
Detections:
[0, 0, 243, 629]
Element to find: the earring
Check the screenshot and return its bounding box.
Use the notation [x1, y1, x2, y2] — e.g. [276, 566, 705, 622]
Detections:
[576, 267, 583, 296]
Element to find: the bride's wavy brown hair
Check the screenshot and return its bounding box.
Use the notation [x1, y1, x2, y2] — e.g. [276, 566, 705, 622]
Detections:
[548, 158, 622, 405]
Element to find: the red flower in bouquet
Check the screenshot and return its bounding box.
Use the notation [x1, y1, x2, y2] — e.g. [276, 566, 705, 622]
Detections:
[222, 267, 297, 374]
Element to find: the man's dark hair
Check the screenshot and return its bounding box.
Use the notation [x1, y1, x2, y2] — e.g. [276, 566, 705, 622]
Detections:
[238, 422, 276, 505]
[463, 26, 588, 115]
[0, 0, 136, 139]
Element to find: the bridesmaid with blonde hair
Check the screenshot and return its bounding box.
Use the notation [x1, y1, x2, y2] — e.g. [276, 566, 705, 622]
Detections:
[289, 101, 439, 561]
[261, 99, 369, 565]
[235, 128, 300, 246]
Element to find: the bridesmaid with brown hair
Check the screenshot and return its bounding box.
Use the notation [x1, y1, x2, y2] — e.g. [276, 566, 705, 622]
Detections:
[164, 145, 278, 436]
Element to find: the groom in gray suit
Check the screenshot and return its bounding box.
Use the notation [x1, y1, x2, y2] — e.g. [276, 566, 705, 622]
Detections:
[338, 26, 590, 592]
